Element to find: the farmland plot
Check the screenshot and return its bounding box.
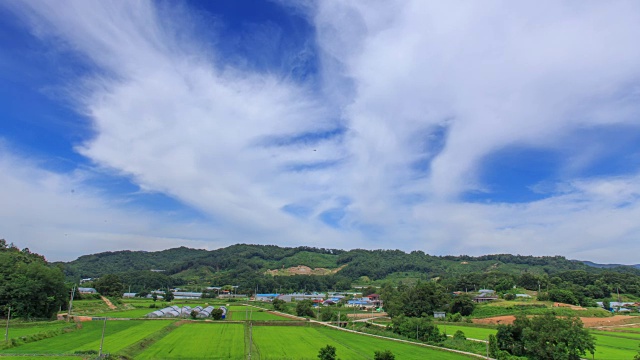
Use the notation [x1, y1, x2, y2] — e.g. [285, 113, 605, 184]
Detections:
[136, 323, 244, 359]
[0, 320, 172, 355]
[251, 326, 475, 359]
[5, 321, 73, 340]
[95, 308, 158, 318]
[430, 323, 640, 360]
[228, 309, 292, 321]
[439, 325, 496, 340]
[592, 332, 640, 360]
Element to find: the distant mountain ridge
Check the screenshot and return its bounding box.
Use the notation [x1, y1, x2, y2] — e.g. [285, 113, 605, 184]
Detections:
[58, 243, 640, 282]
[581, 260, 640, 270]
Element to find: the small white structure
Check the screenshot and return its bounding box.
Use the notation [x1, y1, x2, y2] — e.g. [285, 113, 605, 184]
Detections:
[433, 311, 446, 319]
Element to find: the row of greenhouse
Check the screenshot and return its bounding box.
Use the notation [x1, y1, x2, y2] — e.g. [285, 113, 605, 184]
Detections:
[146, 305, 227, 319]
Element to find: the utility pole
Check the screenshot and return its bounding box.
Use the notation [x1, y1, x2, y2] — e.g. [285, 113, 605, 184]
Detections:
[486, 336, 489, 359]
[67, 286, 76, 322]
[248, 321, 253, 360]
[4, 307, 10, 343]
[98, 317, 107, 357]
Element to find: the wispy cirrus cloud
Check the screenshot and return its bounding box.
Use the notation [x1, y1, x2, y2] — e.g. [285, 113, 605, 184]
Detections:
[2, 0, 640, 263]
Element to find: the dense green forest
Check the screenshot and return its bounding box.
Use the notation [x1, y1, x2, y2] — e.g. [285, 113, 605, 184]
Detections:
[3, 240, 640, 321]
[56, 243, 640, 304]
[0, 240, 67, 319]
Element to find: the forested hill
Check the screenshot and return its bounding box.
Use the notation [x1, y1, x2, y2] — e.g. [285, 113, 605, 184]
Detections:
[59, 243, 640, 282]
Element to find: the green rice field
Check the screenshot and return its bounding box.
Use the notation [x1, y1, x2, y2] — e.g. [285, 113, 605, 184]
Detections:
[0, 357, 82, 359]
[136, 323, 245, 359]
[251, 326, 475, 359]
[433, 323, 640, 360]
[94, 308, 157, 318]
[67, 299, 114, 315]
[591, 331, 640, 360]
[439, 325, 496, 340]
[5, 321, 74, 339]
[0, 320, 173, 355]
[16, 318, 639, 359]
[227, 309, 292, 321]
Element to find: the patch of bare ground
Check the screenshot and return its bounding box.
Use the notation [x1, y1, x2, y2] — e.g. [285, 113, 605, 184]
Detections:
[473, 315, 639, 328]
[346, 312, 388, 319]
[265, 264, 347, 276]
[101, 295, 117, 309]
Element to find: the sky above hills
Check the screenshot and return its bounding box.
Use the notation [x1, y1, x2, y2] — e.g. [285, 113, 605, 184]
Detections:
[2, 1, 640, 262]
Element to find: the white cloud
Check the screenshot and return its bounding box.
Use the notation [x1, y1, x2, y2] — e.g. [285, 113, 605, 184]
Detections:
[3, 0, 640, 263]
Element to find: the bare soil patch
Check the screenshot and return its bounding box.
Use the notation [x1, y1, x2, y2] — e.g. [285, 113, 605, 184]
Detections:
[473, 315, 639, 328]
[346, 312, 388, 319]
[265, 264, 347, 276]
[101, 295, 117, 309]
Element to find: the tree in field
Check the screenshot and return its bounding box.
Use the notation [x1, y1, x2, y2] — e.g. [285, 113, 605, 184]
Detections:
[94, 274, 124, 298]
[272, 298, 286, 312]
[391, 315, 445, 343]
[0, 240, 67, 319]
[494, 313, 595, 360]
[318, 345, 337, 360]
[449, 294, 475, 316]
[373, 350, 395, 360]
[547, 288, 578, 305]
[319, 306, 335, 321]
[164, 289, 174, 302]
[296, 300, 315, 317]
[399, 281, 447, 317]
[210, 308, 224, 320]
[524, 314, 595, 360]
[634, 343, 640, 360]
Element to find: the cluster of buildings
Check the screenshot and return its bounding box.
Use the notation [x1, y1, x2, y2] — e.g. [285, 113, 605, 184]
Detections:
[596, 301, 640, 313]
[254, 292, 383, 309]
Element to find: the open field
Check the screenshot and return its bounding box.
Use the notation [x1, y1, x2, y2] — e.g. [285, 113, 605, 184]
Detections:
[95, 308, 157, 318]
[228, 309, 293, 321]
[136, 323, 244, 359]
[433, 323, 640, 360]
[0, 357, 82, 359]
[472, 302, 610, 319]
[67, 299, 115, 315]
[590, 332, 640, 360]
[0, 320, 173, 355]
[440, 325, 496, 340]
[5, 321, 74, 340]
[251, 325, 476, 359]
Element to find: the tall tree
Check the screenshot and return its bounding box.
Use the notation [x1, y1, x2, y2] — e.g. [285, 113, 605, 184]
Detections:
[494, 313, 595, 360]
[0, 240, 67, 319]
[94, 274, 124, 297]
[318, 345, 337, 360]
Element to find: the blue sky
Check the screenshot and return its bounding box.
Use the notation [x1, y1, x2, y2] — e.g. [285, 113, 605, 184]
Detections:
[2, 1, 640, 263]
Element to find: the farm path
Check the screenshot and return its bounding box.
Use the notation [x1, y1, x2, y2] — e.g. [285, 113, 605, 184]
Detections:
[101, 296, 117, 310]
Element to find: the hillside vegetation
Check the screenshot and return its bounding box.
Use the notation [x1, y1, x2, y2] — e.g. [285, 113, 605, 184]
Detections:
[55, 244, 640, 305]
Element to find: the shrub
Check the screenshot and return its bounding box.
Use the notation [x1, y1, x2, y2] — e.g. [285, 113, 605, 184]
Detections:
[453, 330, 466, 341]
[318, 345, 337, 360]
[374, 349, 395, 360]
